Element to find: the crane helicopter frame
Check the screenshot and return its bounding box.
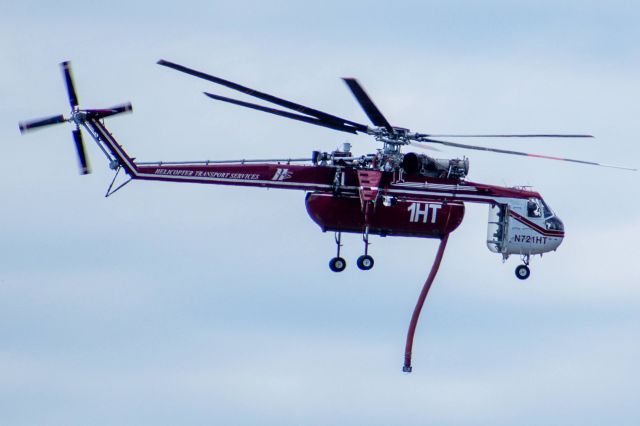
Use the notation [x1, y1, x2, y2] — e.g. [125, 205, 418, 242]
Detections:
[20, 60, 635, 279]
[19, 61, 636, 371]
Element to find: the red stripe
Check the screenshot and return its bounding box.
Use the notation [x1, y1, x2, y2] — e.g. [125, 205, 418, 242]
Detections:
[509, 210, 564, 237]
[528, 153, 564, 161]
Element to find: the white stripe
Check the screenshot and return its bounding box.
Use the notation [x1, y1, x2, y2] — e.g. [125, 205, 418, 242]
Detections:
[387, 188, 517, 204]
[394, 182, 478, 191]
[135, 171, 337, 189]
[308, 192, 463, 205]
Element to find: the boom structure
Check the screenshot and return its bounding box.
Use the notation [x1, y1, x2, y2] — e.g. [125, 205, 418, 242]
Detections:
[87, 115, 541, 206]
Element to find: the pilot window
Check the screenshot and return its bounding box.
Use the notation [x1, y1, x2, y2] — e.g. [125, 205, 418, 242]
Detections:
[527, 199, 542, 218]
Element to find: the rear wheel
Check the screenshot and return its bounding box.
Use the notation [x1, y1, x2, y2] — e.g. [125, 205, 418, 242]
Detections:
[329, 257, 347, 272]
[515, 264, 530, 280]
[356, 255, 374, 271]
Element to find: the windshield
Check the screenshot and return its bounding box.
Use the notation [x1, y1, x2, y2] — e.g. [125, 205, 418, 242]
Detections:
[540, 199, 555, 218]
[540, 199, 564, 231]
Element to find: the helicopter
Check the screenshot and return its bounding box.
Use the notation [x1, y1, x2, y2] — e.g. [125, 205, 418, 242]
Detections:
[19, 61, 636, 372]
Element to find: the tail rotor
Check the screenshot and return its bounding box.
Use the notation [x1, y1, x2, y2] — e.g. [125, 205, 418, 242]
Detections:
[18, 61, 132, 175]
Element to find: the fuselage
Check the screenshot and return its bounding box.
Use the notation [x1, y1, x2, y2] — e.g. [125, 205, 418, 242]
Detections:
[87, 117, 564, 260]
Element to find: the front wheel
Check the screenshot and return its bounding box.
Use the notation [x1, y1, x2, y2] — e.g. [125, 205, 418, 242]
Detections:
[356, 255, 374, 271]
[329, 257, 347, 272]
[515, 264, 531, 280]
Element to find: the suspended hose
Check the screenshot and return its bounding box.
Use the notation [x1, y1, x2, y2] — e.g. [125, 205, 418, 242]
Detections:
[403, 233, 450, 372]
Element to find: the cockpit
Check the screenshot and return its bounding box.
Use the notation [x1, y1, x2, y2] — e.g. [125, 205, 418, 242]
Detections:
[527, 198, 564, 232]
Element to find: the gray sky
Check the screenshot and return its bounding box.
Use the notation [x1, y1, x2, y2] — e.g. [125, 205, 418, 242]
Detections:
[2, 1, 639, 425]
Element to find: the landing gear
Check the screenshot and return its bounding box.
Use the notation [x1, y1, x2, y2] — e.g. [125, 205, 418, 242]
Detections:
[329, 232, 347, 273]
[515, 254, 531, 280]
[327, 230, 376, 272]
[357, 255, 374, 270]
[357, 227, 374, 271]
[329, 257, 347, 272]
[515, 264, 530, 280]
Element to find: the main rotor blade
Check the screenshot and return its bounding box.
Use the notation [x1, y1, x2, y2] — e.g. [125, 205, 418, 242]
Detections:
[61, 61, 79, 109]
[72, 127, 90, 175]
[158, 59, 368, 132]
[204, 92, 359, 134]
[423, 134, 594, 138]
[86, 102, 133, 119]
[408, 142, 441, 152]
[19, 114, 65, 133]
[342, 78, 394, 133]
[415, 137, 637, 171]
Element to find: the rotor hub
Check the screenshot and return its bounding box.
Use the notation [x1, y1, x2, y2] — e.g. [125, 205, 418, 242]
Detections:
[70, 110, 86, 125]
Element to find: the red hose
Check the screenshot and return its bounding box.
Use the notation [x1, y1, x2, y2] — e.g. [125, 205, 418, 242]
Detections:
[403, 234, 450, 372]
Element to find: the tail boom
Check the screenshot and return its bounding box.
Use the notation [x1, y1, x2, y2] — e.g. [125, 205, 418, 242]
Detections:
[86, 118, 138, 176]
[86, 118, 339, 191]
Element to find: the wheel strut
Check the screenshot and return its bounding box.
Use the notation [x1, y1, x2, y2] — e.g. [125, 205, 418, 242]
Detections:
[357, 227, 374, 271]
[329, 232, 346, 272]
[335, 231, 342, 258]
[362, 226, 370, 256]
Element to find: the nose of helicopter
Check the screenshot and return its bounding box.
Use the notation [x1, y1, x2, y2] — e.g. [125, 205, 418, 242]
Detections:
[545, 215, 565, 251]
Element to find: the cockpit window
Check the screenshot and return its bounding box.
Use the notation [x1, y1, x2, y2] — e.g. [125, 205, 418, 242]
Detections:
[527, 198, 542, 218]
[545, 216, 564, 231]
[541, 200, 554, 218]
[538, 199, 563, 231]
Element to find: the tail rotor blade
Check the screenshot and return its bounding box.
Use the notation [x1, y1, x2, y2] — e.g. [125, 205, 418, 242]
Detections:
[19, 114, 65, 133]
[86, 102, 133, 119]
[72, 127, 90, 175]
[61, 61, 79, 109]
[106, 102, 133, 115]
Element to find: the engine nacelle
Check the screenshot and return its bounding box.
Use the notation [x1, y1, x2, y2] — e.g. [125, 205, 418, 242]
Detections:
[401, 152, 469, 178]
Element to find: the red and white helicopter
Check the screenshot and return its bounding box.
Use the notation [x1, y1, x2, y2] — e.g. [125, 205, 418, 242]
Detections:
[19, 61, 636, 371]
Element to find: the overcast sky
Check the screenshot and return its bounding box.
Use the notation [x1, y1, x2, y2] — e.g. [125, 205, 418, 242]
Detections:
[1, 1, 639, 425]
